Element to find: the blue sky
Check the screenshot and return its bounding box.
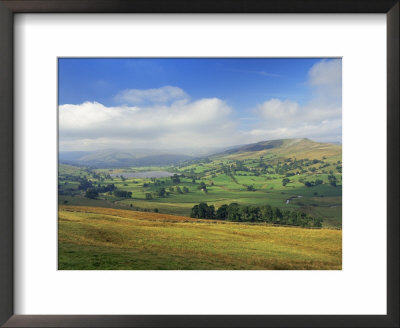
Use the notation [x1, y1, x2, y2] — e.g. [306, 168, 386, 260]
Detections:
[58, 58, 342, 151]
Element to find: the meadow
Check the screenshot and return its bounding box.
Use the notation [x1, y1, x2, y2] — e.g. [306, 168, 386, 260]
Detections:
[59, 205, 342, 270]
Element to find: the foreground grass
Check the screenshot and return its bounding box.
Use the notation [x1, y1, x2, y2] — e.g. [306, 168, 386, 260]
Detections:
[58, 205, 342, 270]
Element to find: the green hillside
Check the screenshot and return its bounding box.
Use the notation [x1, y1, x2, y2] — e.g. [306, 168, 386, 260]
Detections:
[214, 138, 341, 161]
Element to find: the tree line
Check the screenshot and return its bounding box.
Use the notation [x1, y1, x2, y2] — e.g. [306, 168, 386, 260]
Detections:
[72, 177, 133, 199]
[190, 202, 323, 228]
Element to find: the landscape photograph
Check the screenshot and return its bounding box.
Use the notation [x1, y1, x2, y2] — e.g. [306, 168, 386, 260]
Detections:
[58, 58, 342, 270]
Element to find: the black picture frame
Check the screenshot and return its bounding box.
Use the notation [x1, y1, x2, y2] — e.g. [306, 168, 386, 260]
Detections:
[0, 1, 398, 327]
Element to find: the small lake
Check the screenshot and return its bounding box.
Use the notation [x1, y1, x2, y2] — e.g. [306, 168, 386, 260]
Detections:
[111, 171, 175, 179]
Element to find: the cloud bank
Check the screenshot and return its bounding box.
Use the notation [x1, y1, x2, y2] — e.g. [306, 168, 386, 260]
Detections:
[59, 97, 237, 151]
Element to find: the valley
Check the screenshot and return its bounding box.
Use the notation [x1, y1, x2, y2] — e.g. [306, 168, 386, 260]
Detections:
[59, 138, 342, 228]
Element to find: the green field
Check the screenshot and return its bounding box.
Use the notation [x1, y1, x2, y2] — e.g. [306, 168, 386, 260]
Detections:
[59, 206, 342, 270]
[59, 140, 342, 228]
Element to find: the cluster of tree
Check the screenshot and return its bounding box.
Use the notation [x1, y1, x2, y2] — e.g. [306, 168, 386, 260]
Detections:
[58, 188, 77, 196]
[170, 174, 181, 184]
[190, 202, 323, 228]
[267, 157, 337, 175]
[156, 188, 167, 197]
[152, 180, 166, 186]
[113, 190, 132, 198]
[95, 183, 116, 193]
[319, 163, 330, 169]
[78, 178, 93, 190]
[85, 188, 99, 199]
[273, 158, 323, 175]
[59, 174, 82, 183]
[78, 177, 116, 193]
[190, 203, 216, 219]
[80, 181, 118, 198]
[234, 160, 249, 172]
[145, 185, 190, 200]
[168, 186, 190, 194]
[304, 179, 323, 187]
[91, 172, 101, 180]
[247, 185, 256, 191]
[175, 186, 189, 194]
[197, 182, 208, 192]
[328, 174, 337, 187]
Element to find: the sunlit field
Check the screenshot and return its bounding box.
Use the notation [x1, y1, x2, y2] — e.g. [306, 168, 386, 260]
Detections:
[59, 206, 342, 270]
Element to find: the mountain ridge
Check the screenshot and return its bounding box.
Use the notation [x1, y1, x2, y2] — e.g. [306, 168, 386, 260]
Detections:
[59, 138, 341, 168]
[211, 138, 341, 161]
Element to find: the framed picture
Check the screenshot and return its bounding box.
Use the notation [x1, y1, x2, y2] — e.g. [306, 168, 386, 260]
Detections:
[57, 56, 343, 271]
[0, 0, 398, 327]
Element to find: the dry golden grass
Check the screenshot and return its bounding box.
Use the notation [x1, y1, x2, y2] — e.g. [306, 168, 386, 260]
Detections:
[59, 205, 222, 223]
[59, 205, 342, 270]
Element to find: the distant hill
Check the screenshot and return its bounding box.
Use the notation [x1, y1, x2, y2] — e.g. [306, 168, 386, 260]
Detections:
[59, 138, 341, 168]
[59, 149, 193, 168]
[219, 139, 285, 155]
[212, 138, 341, 161]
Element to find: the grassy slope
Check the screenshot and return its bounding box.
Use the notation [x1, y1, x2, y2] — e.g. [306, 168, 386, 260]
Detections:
[217, 138, 341, 161]
[59, 205, 342, 270]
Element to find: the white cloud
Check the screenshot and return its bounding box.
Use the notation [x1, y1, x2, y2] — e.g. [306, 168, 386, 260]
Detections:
[59, 102, 139, 130]
[308, 59, 342, 103]
[59, 97, 239, 151]
[258, 99, 299, 120]
[114, 86, 188, 105]
[308, 59, 342, 87]
[244, 119, 342, 143]
[256, 98, 341, 126]
[250, 59, 342, 143]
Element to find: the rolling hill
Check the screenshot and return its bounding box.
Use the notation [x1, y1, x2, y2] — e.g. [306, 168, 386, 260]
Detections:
[59, 138, 341, 168]
[59, 149, 194, 168]
[212, 138, 341, 161]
